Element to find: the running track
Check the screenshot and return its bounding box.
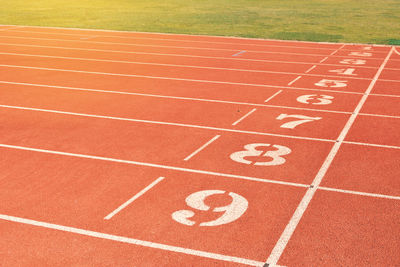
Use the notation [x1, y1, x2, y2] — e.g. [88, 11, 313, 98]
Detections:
[0, 25, 399, 266]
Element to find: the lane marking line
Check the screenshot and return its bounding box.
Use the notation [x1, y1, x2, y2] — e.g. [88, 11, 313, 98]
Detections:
[80, 35, 98, 40]
[232, 108, 257, 126]
[0, 64, 367, 95]
[342, 141, 400, 150]
[104, 176, 165, 220]
[329, 44, 345, 55]
[319, 56, 328, 63]
[0, 33, 390, 60]
[287, 76, 302, 86]
[0, 42, 381, 70]
[184, 135, 221, 161]
[265, 47, 395, 266]
[0, 24, 392, 48]
[232, 50, 246, 57]
[0, 80, 354, 115]
[359, 113, 400, 119]
[304, 65, 316, 73]
[318, 186, 400, 200]
[0, 143, 309, 188]
[264, 90, 283, 103]
[0, 214, 264, 266]
[393, 47, 400, 56]
[0, 104, 335, 143]
[0, 51, 373, 80]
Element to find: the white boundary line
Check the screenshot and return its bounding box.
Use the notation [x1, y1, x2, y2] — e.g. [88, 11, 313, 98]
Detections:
[104, 176, 165, 220]
[342, 141, 400, 150]
[0, 33, 391, 61]
[184, 135, 221, 161]
[0, 104, 335, 143]
[265, 47, 395, 266]
[264, 90, 283, 103]
[318, 186, 400, 200]
[0, 24, 392, 48]
[0, 51, 374, 80]
[232, 108, 257, 126]
[287, 76, 302, 86]
[0, 80, 355, 115]
[304, 65, 316, 73]
[319, 57, 328, 63]
[0, 42, 382, 70]
[0, 143, 309, 189]
[0, 214, 264, 266]
[329, 44, 345, 55]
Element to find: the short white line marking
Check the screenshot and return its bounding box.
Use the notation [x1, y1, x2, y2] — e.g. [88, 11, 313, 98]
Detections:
[0, 214, 264, 266]
[80, 35, 97, 40]
[287, 76, 302, 86]
[329, 44, 345, 55]
[318, 186, 400, 200]
[264, 90, 283, 103]
[0, 80, 352, 115]
[0, 51, 372, 80]
[305, 65, 316, 73]
[342, 140, 400, 149]
[232, 108, 257, 126]
[0, 64, 366, 95]
[266, 47, 394, 266]
[0, 104, 334, 143]
[0, 143, 309, 188]
[184, 135, 220, 161]
[393, 47, 400, 56]
[359, 113, 400, 119]
[319, 56, 328, 63]
[232, 50, 246, 57]
[0, 42, 380, 70]
[104, 176, 165, 220]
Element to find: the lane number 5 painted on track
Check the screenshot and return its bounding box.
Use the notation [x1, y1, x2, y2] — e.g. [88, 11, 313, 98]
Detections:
[172, 190, 248, 226]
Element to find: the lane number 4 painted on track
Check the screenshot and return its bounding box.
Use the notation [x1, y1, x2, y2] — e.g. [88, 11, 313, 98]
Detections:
[172, 190, 248, 226]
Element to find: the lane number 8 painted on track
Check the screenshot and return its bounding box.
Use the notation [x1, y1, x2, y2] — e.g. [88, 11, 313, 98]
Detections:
[230, 143, 291, 166]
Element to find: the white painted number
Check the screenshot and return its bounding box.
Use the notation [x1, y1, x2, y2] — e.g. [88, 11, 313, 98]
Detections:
[315, 79, 347, 88]
[276, 114, 322, 129]
[339, 59, 366, 65]
[172, 190, 248, 226]
[349, 52, 372, 57]
[230, 143, 291, 166]
[297, 94, 334, 105]
[328, 68, 356, 76]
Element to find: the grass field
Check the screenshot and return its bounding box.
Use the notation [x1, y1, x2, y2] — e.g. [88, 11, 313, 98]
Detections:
[0, 0, 399, 45]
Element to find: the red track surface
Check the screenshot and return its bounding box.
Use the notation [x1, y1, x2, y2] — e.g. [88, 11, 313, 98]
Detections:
[0, 25, 399, 266]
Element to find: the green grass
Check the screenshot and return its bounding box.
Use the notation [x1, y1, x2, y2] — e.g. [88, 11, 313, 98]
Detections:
[0, 0, 399, 44]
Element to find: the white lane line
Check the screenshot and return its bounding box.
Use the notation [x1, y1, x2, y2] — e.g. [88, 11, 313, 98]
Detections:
[0, 64, 366, 95]
[264, 90, 283, 103]
[0, 42, 380, 70]
[0, 214, 264, 266]
[329, 44, 345, 55]
[393, 47, 400, 56]
[0, 33, 389, 60]
[0, 51, 373, 80]
[0, 104, 334, 143]
[184, 135, 220, 161]
[304, 65, 316, 73]
[232, 50, 246, 57]
[342, 141, 400, 150]
[318, 186, 400, 200]
[0, 80, 352, 115]
[287, 76, 302, 86]
[265, 47, 395, 266]
[359, 113, 400, 119]
[80, 35, 98, 40]
[319, 56, 328, 63]
[232, 108, 257, 126]
[104, 176, 165, 220]
[1, 24, 392, 50]
[0, 143, 309, 189]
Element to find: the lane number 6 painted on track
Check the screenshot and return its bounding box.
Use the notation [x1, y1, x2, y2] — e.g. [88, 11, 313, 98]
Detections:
[172, 190, 248, 226]
[230, 143, 291, 166]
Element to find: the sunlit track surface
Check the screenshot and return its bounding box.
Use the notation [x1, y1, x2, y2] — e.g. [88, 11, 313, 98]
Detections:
[0, 25, 399, 267]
